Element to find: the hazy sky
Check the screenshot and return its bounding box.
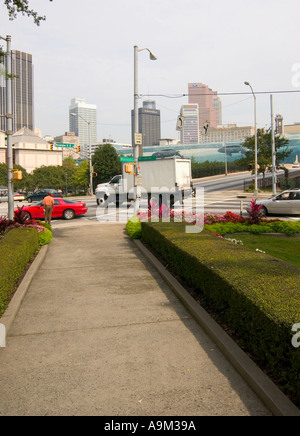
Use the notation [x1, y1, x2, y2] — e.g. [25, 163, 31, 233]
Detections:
[1, 0, 299, 143]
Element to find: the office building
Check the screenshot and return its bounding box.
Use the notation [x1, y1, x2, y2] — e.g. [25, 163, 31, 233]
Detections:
[180, 104, 199, 144]
[69, 98, 97, 153]
[0, 50, 34, 133]
[131, 100, 161, 148]
[200, 124, 254, 143]
[188, 83, 222, 129]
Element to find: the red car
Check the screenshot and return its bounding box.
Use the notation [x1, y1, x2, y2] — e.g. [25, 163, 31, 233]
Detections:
[16, 198, 88, 220]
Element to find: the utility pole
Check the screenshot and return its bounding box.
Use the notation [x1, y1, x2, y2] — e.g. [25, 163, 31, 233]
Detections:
[270, 94, 277, 196]
[0, 35, 13, 219]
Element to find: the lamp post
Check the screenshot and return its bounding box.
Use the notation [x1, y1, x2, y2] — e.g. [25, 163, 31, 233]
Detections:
[71, 113, 93, 195]
[0, 35, 13, 219]
[244, 81, 258, 195]
[133, 45, 157, 214]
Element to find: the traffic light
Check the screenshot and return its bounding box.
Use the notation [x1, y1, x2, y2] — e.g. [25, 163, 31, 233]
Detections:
[77, 145, 81, 152]
[50, 143, 53, 151]
[11, 169, 22, 181]
[92, 172, 97, 178]
[125, 163, 135, 174]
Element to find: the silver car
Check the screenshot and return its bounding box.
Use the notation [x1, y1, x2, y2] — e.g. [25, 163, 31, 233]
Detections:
[256, 190, 300, 216]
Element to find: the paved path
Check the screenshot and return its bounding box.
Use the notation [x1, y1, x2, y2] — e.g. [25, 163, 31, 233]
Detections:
[0, 223, 271, 416]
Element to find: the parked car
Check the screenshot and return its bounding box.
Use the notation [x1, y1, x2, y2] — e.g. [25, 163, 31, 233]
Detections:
[0, 191, 25, 202]
[26, 189, 63, 203]
[256, 190, 300, 216]
[16, 198, 88, 220]
[14, 192, 25, 202]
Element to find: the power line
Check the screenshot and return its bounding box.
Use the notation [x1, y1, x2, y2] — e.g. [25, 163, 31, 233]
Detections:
[141, 90, 300, 98]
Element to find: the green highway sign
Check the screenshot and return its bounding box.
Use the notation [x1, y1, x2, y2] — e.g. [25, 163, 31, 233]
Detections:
[120, 157, 135, 163]
[55, 143, 75, 148]
[138, 156, 157, 162]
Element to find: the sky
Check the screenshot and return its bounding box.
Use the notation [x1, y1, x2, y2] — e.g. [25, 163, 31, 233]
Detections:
[0, 0, 299, 144]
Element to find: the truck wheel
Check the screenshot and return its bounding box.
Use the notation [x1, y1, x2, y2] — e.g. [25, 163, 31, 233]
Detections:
[98, 195, 109, 208]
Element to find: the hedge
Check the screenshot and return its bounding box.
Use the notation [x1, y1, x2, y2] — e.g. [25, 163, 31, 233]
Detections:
[0, 228, 39, 318]
[141, 221, 300, 407]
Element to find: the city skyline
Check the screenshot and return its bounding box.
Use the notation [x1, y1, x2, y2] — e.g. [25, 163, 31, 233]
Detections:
[0, 0, 299, 144]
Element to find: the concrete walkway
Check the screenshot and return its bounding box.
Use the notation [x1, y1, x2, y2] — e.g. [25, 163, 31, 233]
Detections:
[0, 223, 273, 416]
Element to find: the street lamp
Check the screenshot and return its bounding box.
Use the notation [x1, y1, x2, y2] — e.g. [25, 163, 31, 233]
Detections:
[133, 45, 157, 214]
[70, 112, 93, 195]
[244, 81, 258, 195]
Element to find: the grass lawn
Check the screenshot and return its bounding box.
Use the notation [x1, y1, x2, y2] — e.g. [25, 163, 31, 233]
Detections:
[230, 234, 300, 268]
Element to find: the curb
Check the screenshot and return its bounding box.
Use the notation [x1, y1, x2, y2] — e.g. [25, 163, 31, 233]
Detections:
[133, 239, 300, 417]
[0, 244, 49, 337]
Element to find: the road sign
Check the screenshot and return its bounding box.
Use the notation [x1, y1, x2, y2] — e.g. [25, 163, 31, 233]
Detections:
[120, 157, 135, 163]
[134, 133, 143, 145]
[55, 143, 75, 148]
[138, 156, 157, 162]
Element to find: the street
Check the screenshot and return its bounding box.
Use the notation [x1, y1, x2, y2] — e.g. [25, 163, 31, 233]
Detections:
[1, 171, 300, 226]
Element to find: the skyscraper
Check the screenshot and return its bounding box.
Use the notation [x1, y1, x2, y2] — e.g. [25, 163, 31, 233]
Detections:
[0, 50, 34, 133]
[69, 98, 97, 151]
[188, 83, 222, 129]
[180, 104, 199, 144]
[131, 100, 161, 148]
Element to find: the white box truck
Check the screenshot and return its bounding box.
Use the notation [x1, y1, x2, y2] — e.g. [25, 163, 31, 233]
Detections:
[95, 158, 192, 207]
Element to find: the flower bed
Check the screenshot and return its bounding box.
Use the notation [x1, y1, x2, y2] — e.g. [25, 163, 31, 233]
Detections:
[0, 206, 52, 246]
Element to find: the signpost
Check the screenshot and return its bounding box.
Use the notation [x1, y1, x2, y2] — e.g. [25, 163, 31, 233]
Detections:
[138, 156, 157, 162]
[120, 157, 135, 163]
[55, 143, 75, 148]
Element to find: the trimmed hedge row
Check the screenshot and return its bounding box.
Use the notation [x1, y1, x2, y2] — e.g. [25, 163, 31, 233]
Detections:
[141, 221, 300, 407]
[0, 228, 39, 318]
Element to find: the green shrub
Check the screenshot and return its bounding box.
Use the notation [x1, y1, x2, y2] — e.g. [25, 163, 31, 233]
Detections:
[38, 228, 52, 246]
[205, 220, 300, 236]
[0, 228, 39, 318]
[141, 222, 300, 407]
[126, 216, 142, 239]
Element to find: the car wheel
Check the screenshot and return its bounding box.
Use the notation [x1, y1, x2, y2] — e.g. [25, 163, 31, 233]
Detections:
[27, 197, 32, 203]
[261, 206, 268, 217]
[24, 212, 31, 220]
[63, 209, 75, 220]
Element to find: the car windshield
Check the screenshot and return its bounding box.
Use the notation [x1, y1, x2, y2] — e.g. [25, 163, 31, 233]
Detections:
[110, 176, 121, 184]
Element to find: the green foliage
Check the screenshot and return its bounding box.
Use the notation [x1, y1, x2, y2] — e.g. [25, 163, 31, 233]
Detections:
[242, 128, 292, 172]
[4, 0, 53, 25]
[0, 227, 39, 318]
[191, 158, 248, 179]
[141, 222, 300, 406]
[126, 216, 142, 239]
[92, 144, 122, 184]
[74, 160, 89, 190]
[205, 220, 300, 236]
[38, 228, 52, 246]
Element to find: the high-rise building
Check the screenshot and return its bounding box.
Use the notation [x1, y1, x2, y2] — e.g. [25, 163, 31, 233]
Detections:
[131, 100, 161, 148]
[188, 83, 222, 129]
[0, 50, 34, 133]
[180, 104, 199, 144]
[69, 98, 97, 152]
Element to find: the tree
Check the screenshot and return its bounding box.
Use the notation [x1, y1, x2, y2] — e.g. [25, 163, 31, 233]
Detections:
[242, 128, 292, 183]
[3, 0, 53, 25]
[74, 160, 89, 192]
[92, 144, 122, 185]
[32, 165, 65, 191]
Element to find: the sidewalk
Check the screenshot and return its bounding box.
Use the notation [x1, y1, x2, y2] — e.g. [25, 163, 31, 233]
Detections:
[0, 223, 275, 416]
